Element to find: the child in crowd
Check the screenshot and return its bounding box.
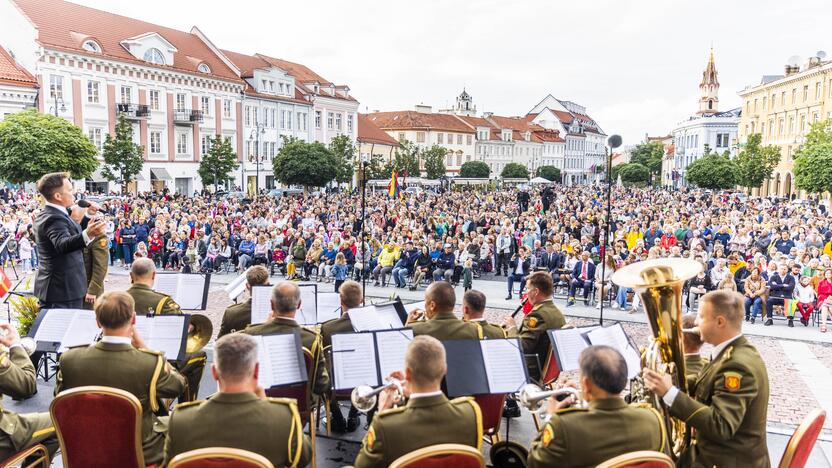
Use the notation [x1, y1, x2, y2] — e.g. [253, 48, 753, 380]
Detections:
[332, 252, 348, 292]
[17, 233, 32, 273]
[794, 275, 816, 327]
[462, 258, 473, 292]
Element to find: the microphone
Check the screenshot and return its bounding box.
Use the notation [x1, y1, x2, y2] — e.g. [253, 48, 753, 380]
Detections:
[76, 199, 91, 208]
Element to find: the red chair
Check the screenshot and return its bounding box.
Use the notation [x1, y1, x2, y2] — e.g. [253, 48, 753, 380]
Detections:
[265, 349, 317, 468]
[473, 394, 507, 444]
[779, 408, 827, 468]
[0, 444, 49, 468]
[50, 386, 154, 468]
[540, 348, 561, 386]
[389, 443, 485, 468]
[167, 447, 273, 468]
[596, 450, 674, 468]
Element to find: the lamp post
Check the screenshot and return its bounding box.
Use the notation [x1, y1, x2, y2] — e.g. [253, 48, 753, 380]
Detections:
[600, 134, 622, 325]
[49, 96, 66, 117]
[360, 155, 370, 305]
[249, 125, 265, 196]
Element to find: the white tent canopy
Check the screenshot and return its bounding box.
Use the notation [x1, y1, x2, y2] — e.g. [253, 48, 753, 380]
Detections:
[529, 177, 552, 184]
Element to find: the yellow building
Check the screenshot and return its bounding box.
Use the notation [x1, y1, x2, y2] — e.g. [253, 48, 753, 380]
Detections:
[738, 54, 832, 198]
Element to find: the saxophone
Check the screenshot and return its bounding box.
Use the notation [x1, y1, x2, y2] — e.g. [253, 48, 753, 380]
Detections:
[612, 258, 702, 458]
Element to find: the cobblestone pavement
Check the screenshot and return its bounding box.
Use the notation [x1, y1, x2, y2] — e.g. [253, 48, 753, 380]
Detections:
[103, 271, 832, 431]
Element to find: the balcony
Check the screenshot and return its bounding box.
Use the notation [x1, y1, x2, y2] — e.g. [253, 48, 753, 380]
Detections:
[173, 109, 203, 126]
[116, 103, 150, 120]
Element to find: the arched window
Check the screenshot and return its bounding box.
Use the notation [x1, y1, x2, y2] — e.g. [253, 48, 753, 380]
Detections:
[197, 63, 211, 74]
[708, 100, 713, 110]
[143, 48, 165, 65]
[82, 40, 101, 53]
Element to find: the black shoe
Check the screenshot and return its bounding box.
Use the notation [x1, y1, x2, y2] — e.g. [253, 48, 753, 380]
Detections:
[751, 317, 756, 324]
[346, 415, 360, 433]
[788, 318, 794, 327]
[505, 295, 512, 300]
[764, 318, 773, 326]
[802, 318, 809, 327]
[409, 286, 416, 291]
[502, 400, 521, 418]
[745, 315, 750, 322]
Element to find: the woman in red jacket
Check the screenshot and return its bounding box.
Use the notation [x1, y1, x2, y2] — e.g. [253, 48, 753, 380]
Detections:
[817, 269, 832, 332]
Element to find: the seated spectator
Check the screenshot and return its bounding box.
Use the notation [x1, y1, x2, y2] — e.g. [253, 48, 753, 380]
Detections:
[766, 263, 795, 326]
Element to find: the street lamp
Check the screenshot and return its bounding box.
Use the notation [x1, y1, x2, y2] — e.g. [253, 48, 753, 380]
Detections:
[600, 134, 622, 326]
[49, 96, 66, 117]
[360, 155, 370, 305]
[249, 125, 266, 196]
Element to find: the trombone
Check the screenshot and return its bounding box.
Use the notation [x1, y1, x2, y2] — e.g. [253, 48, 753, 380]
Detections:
[351, 379, 405, 413]
[518, 384, 585, 424]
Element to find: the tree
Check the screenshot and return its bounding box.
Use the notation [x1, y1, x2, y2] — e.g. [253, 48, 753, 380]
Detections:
[794, 120, 832, 193]
[329, 134, 356, 184]
[422, 145, 447, 179]
[616, 163, 650, 185]
[685, 153, 738, 190]
[459, 161, 490, 178]
[536, 165, 562, 182]
[365, 155, 388, 180]
[0, 109, 98, 184]
[100, 115, 144, 193]
[501, 163, 529, 179]
[389, 140, 421, 176]
[629, 141, 664, 183]
[734, 133, 780, 190]
[272, 137, 337, 189]
[198, 135, 239, 191]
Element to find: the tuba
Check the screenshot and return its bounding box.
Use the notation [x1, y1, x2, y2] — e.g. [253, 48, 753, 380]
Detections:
[612, 258, 702, 458]
[186, 314, 213, 353]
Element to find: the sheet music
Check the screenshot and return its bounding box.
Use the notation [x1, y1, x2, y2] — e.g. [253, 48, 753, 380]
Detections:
[376, 329, 412, 380]
[33, 309, 80, 343]
[59, 312, 100, 351]
[331, 333, 379, 389]
[257, 334, 305, 387]
[586, 324, 640, 379]
[404, 301, 425, 313]
[551, 327, 595, 372]
[347, 305, 384, 332]
[153, 274, 179, 299]
[317, 292, 342, 323]
[150, 315, 186, 360]
[480, 339, 527, 393]
[622, 345, 642, 380]
[375, 304, 404, 329]
[224, 273, 248, 301]
[250, 286, 272, 325]
[175, 275, 206, 309]
[296, 285, 317, 325]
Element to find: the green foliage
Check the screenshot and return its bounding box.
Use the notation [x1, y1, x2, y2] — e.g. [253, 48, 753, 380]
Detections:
[629, 141, 664, 176]
[685, 154, 738, 190]
[501, 163, 529, 179]
[329, 134, 356, 184]
[0, 110, 98, 184]
[364, 154, 388, 180]
[422, 145, 447, 179]
[536, 165, 561, 182]
[198, 135, 239, 190]
[101, 115, 144, 193]
[794, 120, 832, 193]
[616, 163, 650, 185]
[384, 140, 420, 177]
[734, 133, 781, 190]
[272, 137, 337, 188]
[459, 160, 490, 178]
[11, 293, 38, 337]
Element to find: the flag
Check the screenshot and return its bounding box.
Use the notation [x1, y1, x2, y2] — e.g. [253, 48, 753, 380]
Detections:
[388, 171, 402, 199]
[782, 298, 798, 317]
[0, 266, 10, 298]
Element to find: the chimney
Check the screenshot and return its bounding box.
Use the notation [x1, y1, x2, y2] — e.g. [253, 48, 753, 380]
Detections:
[483, 112, 493, 118]
[784, 64, 800, 76]
[415, 104, 432, 114]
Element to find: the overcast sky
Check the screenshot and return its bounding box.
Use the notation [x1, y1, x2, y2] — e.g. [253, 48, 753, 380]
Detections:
[78, 0, 831, 145]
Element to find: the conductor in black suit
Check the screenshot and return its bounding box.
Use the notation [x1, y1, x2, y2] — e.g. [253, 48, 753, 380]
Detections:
[34, 172, 105, 309]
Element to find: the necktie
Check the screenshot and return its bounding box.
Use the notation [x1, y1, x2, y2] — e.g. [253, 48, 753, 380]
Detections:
[581, 262, 587, 280]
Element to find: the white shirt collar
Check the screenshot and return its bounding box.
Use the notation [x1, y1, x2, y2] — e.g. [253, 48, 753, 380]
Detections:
[711, 334, 742, 360]
[409, 390, 443, 399]
[101, 336, 132, 345]
[468, 318, 486, 322]
[44, 201, 69, 213]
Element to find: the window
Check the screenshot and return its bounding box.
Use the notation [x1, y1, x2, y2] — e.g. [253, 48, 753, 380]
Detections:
[87, 128, 102, 151]
[297, 112, 307, 131]
[149, 90, 160, 111]
[467, 135, 472, 145]
[315, 111, 322, 129]
[437, 133, 443, 144]
[49, 75, 63, 100]
[244, 106, 252, 126]
[150, 131, 161, 154]
[716, 133, 729, 148]
[398, 133, 406, 142]
[416, 132, 425, 143]
[120, 86, 131, 104]
[223, 99, 232, 118]
[803, 85, 809, 102]
[201, 134, 211, 155]
[176, 132, 189, 154]
[792, 88, 797, 104]
[143, 48, 165, 65]
[280, 110, 286, 129]
[781, 91, 786, 106]
[176, 93, 186, 111]
[347, 114, 353, 133]
[816, 82, 822, 100]
[762, 96, 767, 110]
[198, 63, 211, 74]
[200, 96, 210, 116]
[82, 40, 101, 53]
[327, 112, 334, 130]
[456, 134, 462, 144]
[800, 115, 806, 134]
[788, 117, 794, 134]
[335, 113, 342, 131]
[87, 81, 100, 104]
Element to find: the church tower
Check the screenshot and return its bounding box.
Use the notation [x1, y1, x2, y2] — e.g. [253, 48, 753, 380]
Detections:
[454, 88, 476, 116]
[697, 48, 720, 115]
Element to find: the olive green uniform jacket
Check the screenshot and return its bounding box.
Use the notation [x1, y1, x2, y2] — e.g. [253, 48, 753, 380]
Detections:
[468, 318, 508, 339]
[670, 335, 769, 468]
[509, 299, 566, 381]
[527, 398, 665, 468]
[56, 341, 187, 464]
[162, 392, 312, 468]
[685, 353, 708, 393]
[0, 347, 56, 460]
[218, 298, 251, 338]
[408, 312, 479, 341]
[354, 394, 482, 468]
[82, 234, 109, 305]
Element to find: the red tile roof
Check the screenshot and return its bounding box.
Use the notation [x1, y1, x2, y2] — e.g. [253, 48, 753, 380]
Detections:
[220, 49, 271, 77]
[358, 114, 400, 146]
[368, 111, 474, 133]
[255, 54, 357, 102]
[12, 0, 240, 81]
[0, 45, 36, 87]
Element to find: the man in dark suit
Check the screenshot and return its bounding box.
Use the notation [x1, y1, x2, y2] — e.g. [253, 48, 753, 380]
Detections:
[568, 251, 596, 306]
[765, 263, 795, 326]
[34, 172, 105, 309]
[506, 247, 531, 300]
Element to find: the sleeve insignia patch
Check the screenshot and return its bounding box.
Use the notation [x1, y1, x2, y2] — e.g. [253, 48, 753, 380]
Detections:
[365, 426, 375, 450]
[99, 238, 108, 249]
[542, 424, 554, 447]
[525, 317, 538, 328]
[724, 372, 742, 392]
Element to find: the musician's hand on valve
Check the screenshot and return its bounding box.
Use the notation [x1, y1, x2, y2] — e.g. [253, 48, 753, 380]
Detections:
[546, 393, 575, 415]
[642, 368, 672, 397]
[406, 309, 424, 324]
[377, 385, 398, 412]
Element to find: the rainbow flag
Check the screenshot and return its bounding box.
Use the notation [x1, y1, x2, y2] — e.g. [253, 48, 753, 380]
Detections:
[782, 298, 798, 317]
[0, 266, 10, 298]
[388, 171, 402, 199]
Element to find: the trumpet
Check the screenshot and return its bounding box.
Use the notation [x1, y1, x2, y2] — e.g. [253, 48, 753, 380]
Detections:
[351, 379, 405, 413]
[518, 384, 585, 424]
[682, 327, 700, 336]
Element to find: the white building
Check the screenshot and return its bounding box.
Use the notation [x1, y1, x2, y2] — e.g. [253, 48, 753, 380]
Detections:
[666, 50, 740, 188]
[0, 45, 37, 120]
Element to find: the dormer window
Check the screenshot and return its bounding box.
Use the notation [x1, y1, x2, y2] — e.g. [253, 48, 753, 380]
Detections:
[197, 63, 211, 74]
[313, 84, 319, 93]
[82, 40, 101, 53]
[143, 48, 165, 65]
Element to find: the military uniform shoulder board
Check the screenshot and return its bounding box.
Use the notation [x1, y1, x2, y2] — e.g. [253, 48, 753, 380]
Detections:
[173, 400, 204, 411]
[266, 397, 297, 406]
[721, 346, 734, 361]
[450, 396, 475, 404]
[555, 406, 588, 415]
[65, 343, 92, 350]
[532, 303, 542, 311]
[138, 347, 165, 356]
[376, 405, 407, 418]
